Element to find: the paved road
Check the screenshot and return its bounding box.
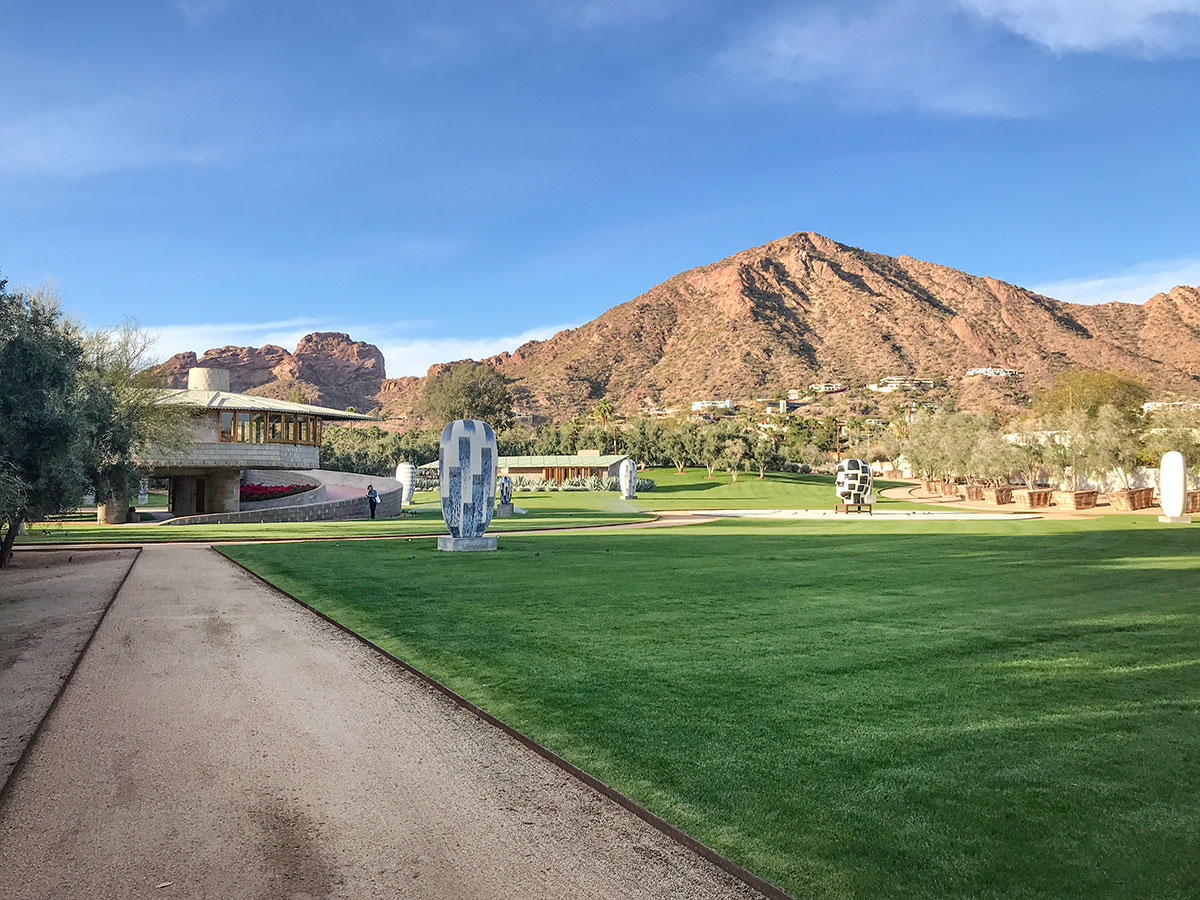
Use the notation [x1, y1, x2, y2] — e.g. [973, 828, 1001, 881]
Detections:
[0, 544, 761, 900]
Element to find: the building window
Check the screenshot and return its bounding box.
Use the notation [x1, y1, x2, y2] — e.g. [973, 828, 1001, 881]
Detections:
[219, 411, 322, 444]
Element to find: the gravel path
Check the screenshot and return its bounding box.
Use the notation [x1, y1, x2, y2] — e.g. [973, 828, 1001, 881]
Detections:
[0, 548, 137, 790]
[0, 544, 763, 900]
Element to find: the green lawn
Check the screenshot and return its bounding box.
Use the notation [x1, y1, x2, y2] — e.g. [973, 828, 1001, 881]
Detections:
[634, 467, 924, 510]
[225, 515, 1200, 900]
[18, 491, 649, 544]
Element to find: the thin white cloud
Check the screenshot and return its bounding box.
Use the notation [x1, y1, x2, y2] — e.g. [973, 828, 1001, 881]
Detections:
[957, 0, 1200, 56]
[148, 318, 328, 363]
[553, 0, 683, 29]
[1034, 258, 1200, 304]
[173, 0, 234, 27]
[146, 317, 578, 379]
[717, 2, 1032, 116]
[380, 324, 577, 377]
[0, 95, 232, 177]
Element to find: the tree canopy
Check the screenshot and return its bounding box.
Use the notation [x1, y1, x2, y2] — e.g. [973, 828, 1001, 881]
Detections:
[0, 283, 91, 564]
[1036, 370, 1149, 420]
[419, 362, 513, 429]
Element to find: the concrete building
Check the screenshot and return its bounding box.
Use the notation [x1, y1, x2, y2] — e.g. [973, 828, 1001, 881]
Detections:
[965, 367, 1021, 378]
[690, 399, 735, 412]
[144, 367, 374, 517]
[868, 376, 936, 394]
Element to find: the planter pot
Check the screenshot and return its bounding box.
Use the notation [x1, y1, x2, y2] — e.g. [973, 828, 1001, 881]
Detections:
[982, 487, 1013, 505]
[1014, 489, 1053, 509]
[963, 485, 984, 501]
[1111, 488, 1154, 511]
[938, 482, 960, 497]
[1188, 491, 1200, 514]
[1108, 490, 1136, 511]
[1052, 490, 1098, 510]
[921, 479, 935, 494]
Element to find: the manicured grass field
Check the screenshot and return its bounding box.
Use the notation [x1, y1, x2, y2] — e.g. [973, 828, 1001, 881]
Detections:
[225, 515, 1200, 900]
[18, 492, 649, 544]
[634, 467, 922, 510]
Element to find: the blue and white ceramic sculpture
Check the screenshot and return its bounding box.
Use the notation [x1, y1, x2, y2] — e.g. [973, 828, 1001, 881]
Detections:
[395, 461, 417, 504]
[439, 419, 497, 549]
[619, 458, 637, 499]
[835, 458, 873, 504]
[499, 475, 512, 505]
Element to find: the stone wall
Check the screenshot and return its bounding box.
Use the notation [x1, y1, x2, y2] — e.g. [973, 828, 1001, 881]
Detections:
[149, 441, 320, 472]
[161, 469, 404, 526]
[240, 469, 326, 510]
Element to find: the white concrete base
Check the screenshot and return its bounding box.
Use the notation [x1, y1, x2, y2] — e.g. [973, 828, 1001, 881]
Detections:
[495, 502, 514, 517]
[1159, 515, 1193, 524]
[437, 536, 498, 552]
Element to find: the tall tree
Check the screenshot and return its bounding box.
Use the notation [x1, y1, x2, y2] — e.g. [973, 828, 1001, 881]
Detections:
[419, 362, 513, 429]
[0, 283, 90, 566]
[1036, 370, 1149, 420]
[84, 321, 194, 521]
[749, 435, 780, 479]
[722, 437, 747, 482]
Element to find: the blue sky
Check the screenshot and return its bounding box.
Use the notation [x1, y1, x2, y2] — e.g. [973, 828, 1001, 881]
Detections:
[3, 0, 1200, 376]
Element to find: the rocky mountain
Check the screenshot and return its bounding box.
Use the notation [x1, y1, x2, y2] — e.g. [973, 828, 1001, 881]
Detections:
[156, 332, 385, 413]
[158, 233, 1200, 424]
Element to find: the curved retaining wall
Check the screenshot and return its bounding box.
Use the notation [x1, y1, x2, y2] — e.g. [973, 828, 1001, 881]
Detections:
[239, 469, 326, 510]
[162, 470, 404, 526]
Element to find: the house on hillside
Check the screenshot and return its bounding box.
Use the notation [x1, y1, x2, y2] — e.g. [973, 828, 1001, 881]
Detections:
[868, 376, 935, 393]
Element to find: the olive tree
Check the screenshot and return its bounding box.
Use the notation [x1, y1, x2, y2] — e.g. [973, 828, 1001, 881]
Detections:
[84, 321, 194, 519]
[420, 361, 512, 429]
[1090, 404, 1144, 491]
[0, 284, 91, 566]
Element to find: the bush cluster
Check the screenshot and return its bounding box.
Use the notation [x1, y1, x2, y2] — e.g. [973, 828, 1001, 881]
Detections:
[240, 483, 314, 503]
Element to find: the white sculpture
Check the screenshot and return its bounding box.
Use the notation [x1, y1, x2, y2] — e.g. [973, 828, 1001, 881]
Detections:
[835, 458, 873, 505]
[395, 461, 417, 505]
[619, 458, 637, 499]
[438, 419, 498, 551]
[1159, 451, 1191, 524]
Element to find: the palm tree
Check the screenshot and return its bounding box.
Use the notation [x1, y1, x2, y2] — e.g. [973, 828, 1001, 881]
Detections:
[592, 398, 617, 451]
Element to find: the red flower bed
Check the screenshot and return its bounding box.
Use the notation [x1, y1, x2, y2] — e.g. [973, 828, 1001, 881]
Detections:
[240, 483, 314, 503]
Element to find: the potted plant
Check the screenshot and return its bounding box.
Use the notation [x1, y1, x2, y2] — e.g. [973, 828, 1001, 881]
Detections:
[1092, 405, 1147, 510]
[1009, 420, 1052, 508]
[1046, 410, 1098, 510]
[969, 428, 1019, 505]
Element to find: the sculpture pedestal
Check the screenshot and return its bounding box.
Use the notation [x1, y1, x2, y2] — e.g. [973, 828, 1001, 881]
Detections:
[620, 491, 636, 500]
[1159, 515, 1192, 524]
[437, 536, 498, 552]
[495, 502, 514, 517]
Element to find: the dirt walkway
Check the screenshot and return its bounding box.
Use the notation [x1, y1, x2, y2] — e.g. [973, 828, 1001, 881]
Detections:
[0, 544, 761, 900]
[0, 548, 138, 791]
[877, 483, 1167, 519]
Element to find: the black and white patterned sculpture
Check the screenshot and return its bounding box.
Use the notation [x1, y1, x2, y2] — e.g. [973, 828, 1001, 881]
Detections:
[496, 474, 514, 517]
[438, 419, 498, 551]
[619, 458, 637, 499]
[395, 461, 417, 505]
[835, 458, 873, 504]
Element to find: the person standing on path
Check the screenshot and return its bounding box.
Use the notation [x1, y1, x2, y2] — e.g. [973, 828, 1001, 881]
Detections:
[366, 484, 379, 519]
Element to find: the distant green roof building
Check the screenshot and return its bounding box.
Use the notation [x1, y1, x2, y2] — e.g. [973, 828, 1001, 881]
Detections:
[420, 452, 628, 483]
